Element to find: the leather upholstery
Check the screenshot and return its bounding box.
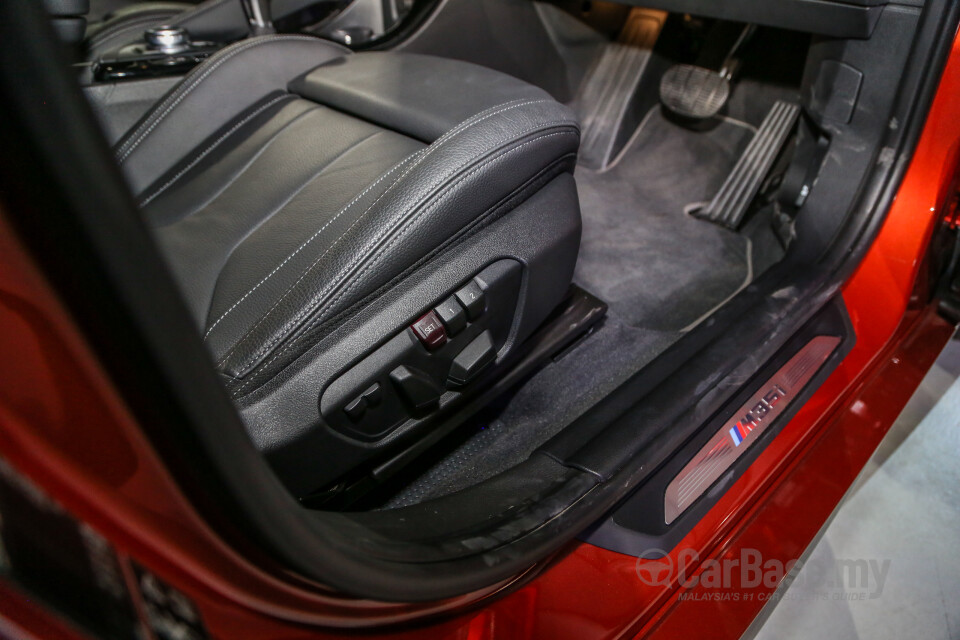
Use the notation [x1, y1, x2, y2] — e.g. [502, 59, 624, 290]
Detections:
[115, 35, 350, 193]
[117, 36, 581, 398]
[84, 76, 183, 145]
[291, 53, 551, 142]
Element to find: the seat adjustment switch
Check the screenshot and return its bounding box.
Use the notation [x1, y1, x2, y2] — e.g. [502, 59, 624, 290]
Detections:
[343, 396, 367, 422]
[390, 365, 444, 411]
[448, 331, 496, 387]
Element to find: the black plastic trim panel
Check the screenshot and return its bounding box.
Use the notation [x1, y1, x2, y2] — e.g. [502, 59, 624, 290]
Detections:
[611, 0, 892, 38]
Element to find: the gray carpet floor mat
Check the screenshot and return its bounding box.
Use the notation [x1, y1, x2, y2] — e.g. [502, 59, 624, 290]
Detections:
[385, 317, 677, 508]
[383, 108, 784, 509]
[574, 107, 755, 331]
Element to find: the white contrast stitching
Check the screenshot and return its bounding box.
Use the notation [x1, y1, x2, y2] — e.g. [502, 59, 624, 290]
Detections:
[220, 114, 574, 369]
[148, 101, 328, 219]
[116, 35, 329, 164]
[205, 98, 556, 346]
[202, 145, 423, 339]
[138, 94, 292, 207]
[231, 130, 577, 395]
[229, 128, 577, 388]
[212, 101, 566, 366]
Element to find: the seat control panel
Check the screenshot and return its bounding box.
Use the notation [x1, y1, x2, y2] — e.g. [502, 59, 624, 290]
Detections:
[319, 260, 523, 442]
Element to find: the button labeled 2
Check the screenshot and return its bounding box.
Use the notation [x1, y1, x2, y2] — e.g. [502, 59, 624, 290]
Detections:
[454, 280, 486, 320]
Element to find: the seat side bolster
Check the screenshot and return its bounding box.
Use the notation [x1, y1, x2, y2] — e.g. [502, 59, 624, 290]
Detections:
[213, 100, 580, 389]
[113, 35, 351, 195]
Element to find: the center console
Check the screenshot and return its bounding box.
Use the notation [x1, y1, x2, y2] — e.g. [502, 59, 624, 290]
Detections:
[93, 25, 223, 81]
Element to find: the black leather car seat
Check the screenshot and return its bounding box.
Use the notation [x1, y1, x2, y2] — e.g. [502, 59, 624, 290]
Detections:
[111, 35, 582, 495]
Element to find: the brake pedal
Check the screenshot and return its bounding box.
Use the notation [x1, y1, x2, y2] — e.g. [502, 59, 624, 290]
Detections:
[660, 64, 731, 120]
[692, 100, 801, 229]
[659, 24, 756, 120]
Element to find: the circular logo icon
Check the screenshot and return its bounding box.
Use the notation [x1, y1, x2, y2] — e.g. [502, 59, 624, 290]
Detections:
[635, 549, 674, 586]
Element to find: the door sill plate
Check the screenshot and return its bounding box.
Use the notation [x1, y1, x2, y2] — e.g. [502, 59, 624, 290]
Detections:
[664, 335, 841, 524]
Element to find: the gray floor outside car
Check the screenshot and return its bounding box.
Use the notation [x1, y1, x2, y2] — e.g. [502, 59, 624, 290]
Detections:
[752, 337, 960, 640]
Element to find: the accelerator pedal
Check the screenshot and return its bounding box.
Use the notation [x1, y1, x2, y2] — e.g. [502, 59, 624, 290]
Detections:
[693, 101, 801, 229]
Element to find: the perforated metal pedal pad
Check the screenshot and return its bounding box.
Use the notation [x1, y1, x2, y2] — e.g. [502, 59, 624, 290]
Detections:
[659, 64, 730, 120]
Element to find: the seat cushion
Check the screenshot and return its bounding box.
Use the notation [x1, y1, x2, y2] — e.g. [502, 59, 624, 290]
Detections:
[115, 36, 580, 401]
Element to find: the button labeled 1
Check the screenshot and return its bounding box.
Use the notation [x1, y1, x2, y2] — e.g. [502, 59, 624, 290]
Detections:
[434, 296, 467, 335]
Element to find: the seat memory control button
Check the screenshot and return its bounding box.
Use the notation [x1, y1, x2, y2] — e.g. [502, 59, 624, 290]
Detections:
[411, 311, 447, 351]
[434, 296, 467, 336]
[454, 280, 485, 321]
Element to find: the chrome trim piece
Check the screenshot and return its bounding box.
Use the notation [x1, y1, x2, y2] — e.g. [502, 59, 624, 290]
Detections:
[663, 335, 841, 524]
[144, 26, 191, 54]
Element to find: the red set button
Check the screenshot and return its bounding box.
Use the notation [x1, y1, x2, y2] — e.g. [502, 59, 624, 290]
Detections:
[411, 310, 447, 351]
